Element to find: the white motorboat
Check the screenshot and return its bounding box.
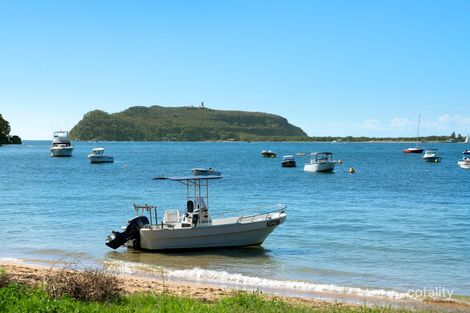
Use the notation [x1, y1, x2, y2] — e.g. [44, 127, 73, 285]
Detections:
[304, 152, 336, 172]
[422, 149, 441, 163]
[191, 167, 221, 176]
[88, 147, 114, 163]
[106, 175, 287, 251]
[458, 151, 470, 169]
[50, 131, 74, 157]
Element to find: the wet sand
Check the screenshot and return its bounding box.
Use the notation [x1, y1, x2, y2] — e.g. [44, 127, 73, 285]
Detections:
[1, 261, 470, 312]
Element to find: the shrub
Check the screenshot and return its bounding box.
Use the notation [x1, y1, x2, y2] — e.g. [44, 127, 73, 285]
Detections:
[44, 266, 122, 302]
[0, 267, 10, 287]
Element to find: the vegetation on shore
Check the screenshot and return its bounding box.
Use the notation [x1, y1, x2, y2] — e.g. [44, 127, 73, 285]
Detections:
[70, 105, 307, 141]
[0, 114, 21, 144]
[0, 266, 428, 313]
[301, 133, 465, 143]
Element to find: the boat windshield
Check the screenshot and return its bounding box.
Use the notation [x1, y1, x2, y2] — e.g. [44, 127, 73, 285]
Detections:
[54, 131, 69, 138]
[313, 153, 332, 162]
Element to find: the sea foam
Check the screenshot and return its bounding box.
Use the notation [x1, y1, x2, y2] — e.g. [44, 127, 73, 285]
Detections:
[104, 259, 413, 301]
[167, 267, 413, 300]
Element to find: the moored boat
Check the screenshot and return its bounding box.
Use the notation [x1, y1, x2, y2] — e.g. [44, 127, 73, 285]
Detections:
[261, 150, 277, 158]
[88, 147, 114, 163]
[458, 151, 470, 169]
[106, 175, 287, 251]
[281, 155, 296, 167]
[403, 147, 424, 154]
[403, 114, 424, 153]
[191, 168, 221, 176]
[304, 152, 336, 172]
[50, 131, 74, 157]
[422, 149, 441, 163]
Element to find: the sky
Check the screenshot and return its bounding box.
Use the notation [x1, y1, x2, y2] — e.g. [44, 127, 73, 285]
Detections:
[1, 0, 469, 139]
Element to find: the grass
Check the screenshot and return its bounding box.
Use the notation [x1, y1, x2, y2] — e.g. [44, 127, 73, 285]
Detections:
[0, 266, 431, 313]
[0, 283, 431, 313]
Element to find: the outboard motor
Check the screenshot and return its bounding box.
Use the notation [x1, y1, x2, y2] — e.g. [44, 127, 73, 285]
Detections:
[106, 216, 149, 249]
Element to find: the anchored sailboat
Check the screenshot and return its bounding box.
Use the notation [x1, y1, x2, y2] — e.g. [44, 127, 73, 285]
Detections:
[403, 115, 424, 153]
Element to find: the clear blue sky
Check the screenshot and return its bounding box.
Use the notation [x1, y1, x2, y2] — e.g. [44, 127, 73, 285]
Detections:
[1, 0, 469, 139]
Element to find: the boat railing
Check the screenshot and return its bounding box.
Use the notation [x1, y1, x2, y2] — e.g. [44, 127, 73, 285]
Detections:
[236, 204, 286, 224]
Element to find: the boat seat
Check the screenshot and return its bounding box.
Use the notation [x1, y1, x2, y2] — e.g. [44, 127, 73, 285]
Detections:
[187, 200, 194, 213]
[163, 210, 180, 225]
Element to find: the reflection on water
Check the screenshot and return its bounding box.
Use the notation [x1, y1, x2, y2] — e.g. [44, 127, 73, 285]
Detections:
[105, 246, 275, 273]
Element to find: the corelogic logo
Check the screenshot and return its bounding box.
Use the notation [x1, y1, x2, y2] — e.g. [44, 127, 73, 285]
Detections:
[407, 287, 454, 299]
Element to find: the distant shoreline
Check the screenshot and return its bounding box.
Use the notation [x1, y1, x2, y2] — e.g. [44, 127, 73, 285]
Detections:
[18, 138, 467, 144]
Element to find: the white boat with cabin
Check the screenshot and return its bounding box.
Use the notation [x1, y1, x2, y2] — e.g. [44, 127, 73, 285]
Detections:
[88, 147, 114, 163]
[458, 151, 470, 169]
[422, 149, 441, 163]
[304, 152, 336, 172]
[106, 175, 287, 251]
[50, 131, 74, 157]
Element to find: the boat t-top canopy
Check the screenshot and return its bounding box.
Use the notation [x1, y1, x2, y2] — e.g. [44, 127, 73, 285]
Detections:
[153, 175, 223, 210]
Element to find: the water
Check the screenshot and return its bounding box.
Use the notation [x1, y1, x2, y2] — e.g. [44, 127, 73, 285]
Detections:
[1, 141, 469, 299]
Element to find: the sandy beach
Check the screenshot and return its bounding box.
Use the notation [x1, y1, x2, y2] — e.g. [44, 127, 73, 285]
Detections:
[2, 261, 470, 312]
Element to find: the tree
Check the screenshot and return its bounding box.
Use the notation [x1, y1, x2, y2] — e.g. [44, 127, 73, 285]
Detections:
[0, 114, 11, 144]
[450, 131, 456, 138]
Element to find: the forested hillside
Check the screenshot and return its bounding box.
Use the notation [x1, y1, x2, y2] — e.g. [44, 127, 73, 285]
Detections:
[70, 106, 307, 141]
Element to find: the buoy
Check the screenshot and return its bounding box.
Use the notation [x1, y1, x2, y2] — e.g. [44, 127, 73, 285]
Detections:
[349, 167, 355, 174]
[338, 159, 343, 164]
[434, 159, 439, 163]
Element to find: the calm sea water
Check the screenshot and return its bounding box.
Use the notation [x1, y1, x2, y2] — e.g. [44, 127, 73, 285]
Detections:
[1, 141, 469, 297]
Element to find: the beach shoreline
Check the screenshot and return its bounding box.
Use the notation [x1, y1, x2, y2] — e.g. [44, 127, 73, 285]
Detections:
[2, 260, 469, 312]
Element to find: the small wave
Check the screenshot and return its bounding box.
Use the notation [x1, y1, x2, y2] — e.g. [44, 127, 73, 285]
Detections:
[103, 259, 165, 276]
[0, 257, 24, 264]
[103, 259, 414, 301]
[167, 267, 414, 300]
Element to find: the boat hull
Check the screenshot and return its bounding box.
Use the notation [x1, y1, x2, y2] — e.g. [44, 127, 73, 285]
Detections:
[304, 161, 335, 172]
[403, 148, 424, 153]
[423, 156, 441, 163]
[135, 214, 286, 251]
[88, 155, 114, 163]
[50, 147, 74, 157]
[281, 161, 296, 167]
[458, 160, 470, 169]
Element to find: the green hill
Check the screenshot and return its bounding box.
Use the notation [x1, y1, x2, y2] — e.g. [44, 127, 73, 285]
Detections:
[70, 106, 307, 141]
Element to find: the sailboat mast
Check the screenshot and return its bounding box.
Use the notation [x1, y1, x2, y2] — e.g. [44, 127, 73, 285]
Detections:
[416, 114, 421, 146]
